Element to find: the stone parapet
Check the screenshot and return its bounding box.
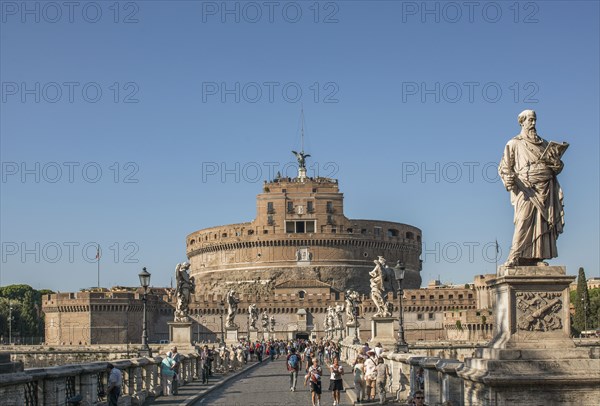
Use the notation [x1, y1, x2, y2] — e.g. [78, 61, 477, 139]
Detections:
[0, 351, 200, 405]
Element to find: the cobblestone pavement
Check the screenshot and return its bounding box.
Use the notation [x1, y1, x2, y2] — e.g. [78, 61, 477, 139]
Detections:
[194, 358, 405, 406]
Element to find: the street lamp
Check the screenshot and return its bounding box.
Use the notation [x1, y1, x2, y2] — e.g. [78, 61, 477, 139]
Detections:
[8, 301, 13, 345]
[582, 297, 588, 334]
[392, 261, 409, 353]
[219, 300, 225, 344]
[138, 267, 152, 357]
[352, 300, 360, 345]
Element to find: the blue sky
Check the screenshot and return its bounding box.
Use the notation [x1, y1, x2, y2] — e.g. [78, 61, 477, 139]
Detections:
[1, 0, 599, 291]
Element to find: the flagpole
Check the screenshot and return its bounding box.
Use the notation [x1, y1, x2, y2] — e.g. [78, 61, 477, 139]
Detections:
[97, 244, 100, 288]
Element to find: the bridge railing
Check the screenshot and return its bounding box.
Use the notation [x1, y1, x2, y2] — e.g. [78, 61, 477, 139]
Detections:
[339, 342, 464, 406]
[0, 352, 200, 405]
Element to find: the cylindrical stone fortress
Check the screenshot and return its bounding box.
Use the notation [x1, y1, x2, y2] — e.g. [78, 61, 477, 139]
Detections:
[187, 176, 422, 296]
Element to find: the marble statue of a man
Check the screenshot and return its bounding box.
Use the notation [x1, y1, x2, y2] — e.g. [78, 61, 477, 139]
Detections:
[498, 110, 567, 267]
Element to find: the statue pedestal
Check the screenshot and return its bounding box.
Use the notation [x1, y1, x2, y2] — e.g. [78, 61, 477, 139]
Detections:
[370, 317, 396, 349]
[345, 323, 361, 344]
[458, 266, 600, 405]
[249, 329, 258, 342]
[226, 327, 239, 344]
[168, 322, 193, 346]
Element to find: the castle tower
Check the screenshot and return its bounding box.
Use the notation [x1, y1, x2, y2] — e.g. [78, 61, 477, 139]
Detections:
[186, 153, 423, 296]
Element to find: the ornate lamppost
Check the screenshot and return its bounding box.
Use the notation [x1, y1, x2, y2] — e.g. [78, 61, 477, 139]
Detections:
[138, 267, 152, 357]
[219, 300, 225, 344]
[392, 261, 409, 353]
[352, 300, 360, 345]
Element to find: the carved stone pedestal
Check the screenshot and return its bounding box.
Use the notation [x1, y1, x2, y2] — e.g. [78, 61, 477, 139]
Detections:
[226, 327, 239, 344]
[249, 329, 258, 342]
[345, 323, 361, 344]
[458, 266, 600, 405]
[370, 317, 396, 349]
[168, 322, 193, 346]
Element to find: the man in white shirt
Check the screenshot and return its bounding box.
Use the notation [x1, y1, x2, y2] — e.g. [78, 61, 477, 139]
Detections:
[106, 363, 122, 406]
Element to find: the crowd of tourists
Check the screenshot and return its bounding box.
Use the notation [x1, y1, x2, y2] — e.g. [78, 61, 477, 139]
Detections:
[157, 339, 431, 405]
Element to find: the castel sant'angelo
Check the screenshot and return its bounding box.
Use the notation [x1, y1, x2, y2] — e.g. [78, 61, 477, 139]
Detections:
[44, 147, 491, 344]
[186, 151, 423, 296]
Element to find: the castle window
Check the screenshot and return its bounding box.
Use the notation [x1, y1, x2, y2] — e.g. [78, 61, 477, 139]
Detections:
[286, 221, 295, 233]
[449, 294, 454, 299]
[347, 228, 353, 234]
[387, 229, 399, 237]
[267, 202, 274, 214]
[429, 313, 435, 320]
[306, 221, 315, 233]
[327, 215, 334, 225]
[439, 295, 444, 299]
[374, 227, 382, 237]
[296, 221, 305, 233]
[326, 201, 334, 213]
[248, 230, 254, 235]
[417, 235, 422, 242]
[287, 201, 294, 213]
[189, 239, 195, 245]
[268, 215, 274, 226]
[417, 313, 424, 320]
[361, 229, 367, 235]
[312, 188, 317, 193]
[406, 232, 415, 239]
[282, 189, 286, 193]
[263, 230, 269, 234]
[222, 233, 227, 238]
[307, 201, 314, 213]
[298, 290, 306, 299]
[331, 228, 336, 234]
[468, 293, 473, 299]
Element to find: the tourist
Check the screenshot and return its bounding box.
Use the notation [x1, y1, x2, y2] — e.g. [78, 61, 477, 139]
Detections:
[256, 341, 263, 363]
[170, 346, 181, 395]
[374, 342, 384, 358]
[352, 355, 366, 403]
[412, 390, 426, 405]
[304, 343, 313, 372]
[375, 357, 391, 405]
[364, 350, 378, 402]
[106, 363, 122, 406]
[287, 347, 301, 391]
[201, 346, 210, 384]
[305, 358, 323, 406]
[328, 357, 344, 406]
[160, 353, 176, 396]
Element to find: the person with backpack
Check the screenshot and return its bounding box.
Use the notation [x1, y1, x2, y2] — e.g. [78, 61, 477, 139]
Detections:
[304, 358, 322, 406]
[287, 347, 300, 392]
[160, 352, 176, 396]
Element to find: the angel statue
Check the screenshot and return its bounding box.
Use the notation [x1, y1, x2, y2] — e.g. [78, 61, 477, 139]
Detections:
[248, 304, 258, 330]
[345, 290, 361, 326]
[370, 256, 392, 317]
[174, 262, 195, 322]
[226, 289, 240, 328]
[261, 311, 269, 330]
[292, 150, 311, 170]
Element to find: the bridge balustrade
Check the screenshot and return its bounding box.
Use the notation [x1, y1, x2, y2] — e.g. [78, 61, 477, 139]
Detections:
[0, 353, 200, 405]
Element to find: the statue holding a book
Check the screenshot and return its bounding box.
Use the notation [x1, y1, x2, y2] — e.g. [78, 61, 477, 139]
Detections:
[498, 110, 568, 267]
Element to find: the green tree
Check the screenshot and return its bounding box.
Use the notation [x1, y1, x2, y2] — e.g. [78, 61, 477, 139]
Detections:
[573, 267, 590, 333]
